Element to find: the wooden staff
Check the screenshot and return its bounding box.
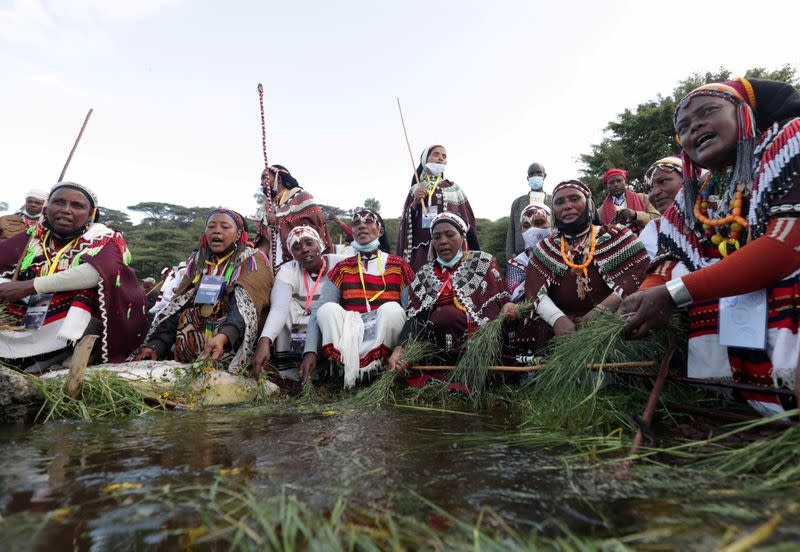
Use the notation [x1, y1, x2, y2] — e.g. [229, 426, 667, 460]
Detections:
[58, 108, 93, 182]
[257, 83, 276, 269]
[397, 98, 421, 188]
[409, 361, 657, 373]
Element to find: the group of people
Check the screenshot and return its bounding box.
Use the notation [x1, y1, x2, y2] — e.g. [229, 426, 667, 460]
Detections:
[0, 77, 798, 417]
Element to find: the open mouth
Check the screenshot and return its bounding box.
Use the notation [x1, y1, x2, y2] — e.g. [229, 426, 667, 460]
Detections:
[210, 237, 225, 246]
[54, 216, 72, 224]
[696, 132, 716, 150]
[303, 254, 315, 263]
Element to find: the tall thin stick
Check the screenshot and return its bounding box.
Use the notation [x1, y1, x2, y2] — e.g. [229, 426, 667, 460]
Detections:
[397, 98, 421, 187]
[58, 108, 93, 182]
[257, 83, 275, 269]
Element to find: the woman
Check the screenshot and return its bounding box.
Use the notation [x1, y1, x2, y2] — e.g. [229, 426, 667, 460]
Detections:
[302, 209, 413, 387]
[0, 182, 146, 369]
[525, 180, 649, 346]
[621, 78, 800, 415]
[256, 165, 334, 266]
[397, 145, 480, 271]
[388, 212, 517, 380]
[506, 202, 552, 301]
[639, 156, 684, 259]
[252, 226, 345, 382]
[134, 209, 273, 372]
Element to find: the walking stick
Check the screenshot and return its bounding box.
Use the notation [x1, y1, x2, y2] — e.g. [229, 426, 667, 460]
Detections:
[257, 84, 276, 270]
[59, 108, 93, 182]
[396, 98, 421, 188]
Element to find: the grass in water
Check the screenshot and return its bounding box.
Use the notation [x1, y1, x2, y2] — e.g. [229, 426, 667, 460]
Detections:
[346, 339, 440, 407]
[32, 371, 159, 422]
[527, 310, 684, 433]
[449, 300, 535, 405]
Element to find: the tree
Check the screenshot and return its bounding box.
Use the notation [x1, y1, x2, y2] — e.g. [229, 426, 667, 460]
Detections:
[127, 202, 211, 228]
[98, 207, 132, 231]
[579, 65, 799, 198]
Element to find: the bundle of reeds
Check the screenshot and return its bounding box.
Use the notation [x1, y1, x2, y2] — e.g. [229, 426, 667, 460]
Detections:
[33, 371, 158, 422]
[527, 310, 684, 432]
[346, 339, 440, 407]
[449, 300, 536, 404]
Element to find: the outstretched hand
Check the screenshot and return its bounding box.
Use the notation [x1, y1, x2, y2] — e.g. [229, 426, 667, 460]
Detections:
[252, 337, 272, 377]
[133, 346, 158, 361]
[619, 286, 675, 339]
[299, 352, 317, 383]
[0, 280, 36, 303]
[199, 333, 228, 362]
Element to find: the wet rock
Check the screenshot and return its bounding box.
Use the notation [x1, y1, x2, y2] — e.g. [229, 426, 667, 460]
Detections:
[0, 365, 42, 422]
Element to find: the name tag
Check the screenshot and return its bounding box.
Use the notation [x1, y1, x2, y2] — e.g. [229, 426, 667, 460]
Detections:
[719, 289, 767, 350]
[361, 310, 378, 342]
[23, 294, 53, 330]
[421, 205, 439, 229]
[290, 323, 307, 355]
[195, 275, 225, 305]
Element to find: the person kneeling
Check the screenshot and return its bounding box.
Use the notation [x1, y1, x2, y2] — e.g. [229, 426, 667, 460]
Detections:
[252, 226, 345, 384]
[300, 209, 413, 388]
[133, 210, 273, 373]
[0, 182, 147, 371]
[388, 212, 518, 386]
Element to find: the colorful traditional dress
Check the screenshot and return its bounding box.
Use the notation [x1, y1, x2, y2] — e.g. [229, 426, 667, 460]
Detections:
[260, 253, 346, 380]
[144, 247, 273, 372]
[396, 177, 479, 271]
[598, 189, 660, 234]
[404, 251, 509, 368]
[642, 79, 800, 414]
[258, 187, 334, 266]
[0, 223, 147, 364]
[525, 224, 649, 347]
[305, 250, 414, 387]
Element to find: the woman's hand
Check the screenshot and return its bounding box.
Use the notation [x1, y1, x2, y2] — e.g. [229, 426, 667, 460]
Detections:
[199, 333, 229, 362]
[553, 316, 577, 336]
[412, 187, 426, 207]
[299, 352, 317, 383]
[133, 346, 158, 361]
[0, 280, 36, 303]
[500, 302, 519, 322]
[388, 346, 408, 373]
[619, 286, 676, 339]
[252, 337, 271, 377]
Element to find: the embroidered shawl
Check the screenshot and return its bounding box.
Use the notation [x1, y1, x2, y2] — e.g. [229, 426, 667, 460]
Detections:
[599, 189, 647, 225]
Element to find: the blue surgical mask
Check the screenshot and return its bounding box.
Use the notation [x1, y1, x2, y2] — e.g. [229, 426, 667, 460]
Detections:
[528, 176, 545, 191]
[436, 249, 463, 269]
[352, 238, 380, 254]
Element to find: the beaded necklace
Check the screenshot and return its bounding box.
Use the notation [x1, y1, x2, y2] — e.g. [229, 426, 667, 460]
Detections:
[694, 172, 749, 257]
[559, 225, 596, 300]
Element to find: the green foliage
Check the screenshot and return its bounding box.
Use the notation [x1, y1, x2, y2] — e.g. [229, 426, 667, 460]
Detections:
[474, 217, 509, 267]
[580, 65, 800, 198]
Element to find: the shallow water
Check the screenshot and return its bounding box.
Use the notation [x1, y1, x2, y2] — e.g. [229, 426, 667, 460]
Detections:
[0, 403, 797, 550]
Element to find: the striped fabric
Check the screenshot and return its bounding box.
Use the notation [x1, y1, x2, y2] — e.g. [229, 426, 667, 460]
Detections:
[327, 252, 414, 313]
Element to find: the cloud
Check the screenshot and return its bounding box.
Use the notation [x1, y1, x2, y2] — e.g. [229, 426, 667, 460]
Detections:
[30, 74, 113, 103]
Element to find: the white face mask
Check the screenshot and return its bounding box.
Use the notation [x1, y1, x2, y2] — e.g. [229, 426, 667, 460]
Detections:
[527, 175, 545, 191]
[425, 163, 445, 177]
[523, 227, 551, 250]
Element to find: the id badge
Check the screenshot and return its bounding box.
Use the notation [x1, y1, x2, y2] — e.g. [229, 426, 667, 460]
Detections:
[361, 310, 378, 342]
[421, 205, 439, 229]
[719, 289, 767, 350]
[195, 275, 225, 305]
[23, 293, 53, 330]
[290, 323, 307, 355]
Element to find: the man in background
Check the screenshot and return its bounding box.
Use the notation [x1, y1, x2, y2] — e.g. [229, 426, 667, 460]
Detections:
[0, 189, 48, 242]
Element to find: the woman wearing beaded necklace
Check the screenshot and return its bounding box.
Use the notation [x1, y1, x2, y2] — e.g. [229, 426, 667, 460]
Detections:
[525, 180, 649, 347]
[622, 78, 800, 416]
[396, 145, 480, 271]
[134, 209, 274, 373]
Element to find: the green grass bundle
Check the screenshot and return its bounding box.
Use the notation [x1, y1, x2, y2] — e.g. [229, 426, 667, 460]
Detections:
[528, 310, 683, 433]
[346, 339, 440, 407]
[449, 300, 535, 405]
[296, 379, 319, 405]
[0, 304, 17, 331]
[33, 371, 158, 422]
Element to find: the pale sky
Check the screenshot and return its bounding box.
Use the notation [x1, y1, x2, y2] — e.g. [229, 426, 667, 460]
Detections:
[2, 0, 799, 222]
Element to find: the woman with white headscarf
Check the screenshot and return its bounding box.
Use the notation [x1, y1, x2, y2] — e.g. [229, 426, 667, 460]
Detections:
[252, 226, 345, 382]
[396, 145, 480, 271]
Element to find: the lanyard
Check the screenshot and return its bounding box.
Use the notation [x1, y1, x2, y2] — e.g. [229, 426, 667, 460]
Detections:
[41, 231, 77, 276]
[303, 257, 327, 312]
[278, 189, 290, 206]
[357, 252, 387, 310]
[204, 249, 236, 283]
[426, 176, 442, 206]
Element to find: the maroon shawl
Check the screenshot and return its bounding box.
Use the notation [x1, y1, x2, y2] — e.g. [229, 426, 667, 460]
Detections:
[599, 189, 646, 225]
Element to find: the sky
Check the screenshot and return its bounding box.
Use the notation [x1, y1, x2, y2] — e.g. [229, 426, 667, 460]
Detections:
[2, 0, 800, 223]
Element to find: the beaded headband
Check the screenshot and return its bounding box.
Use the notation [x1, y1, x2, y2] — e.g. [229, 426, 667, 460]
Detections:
[430, 211, 469, 235]
[287, 225, 325, 253]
